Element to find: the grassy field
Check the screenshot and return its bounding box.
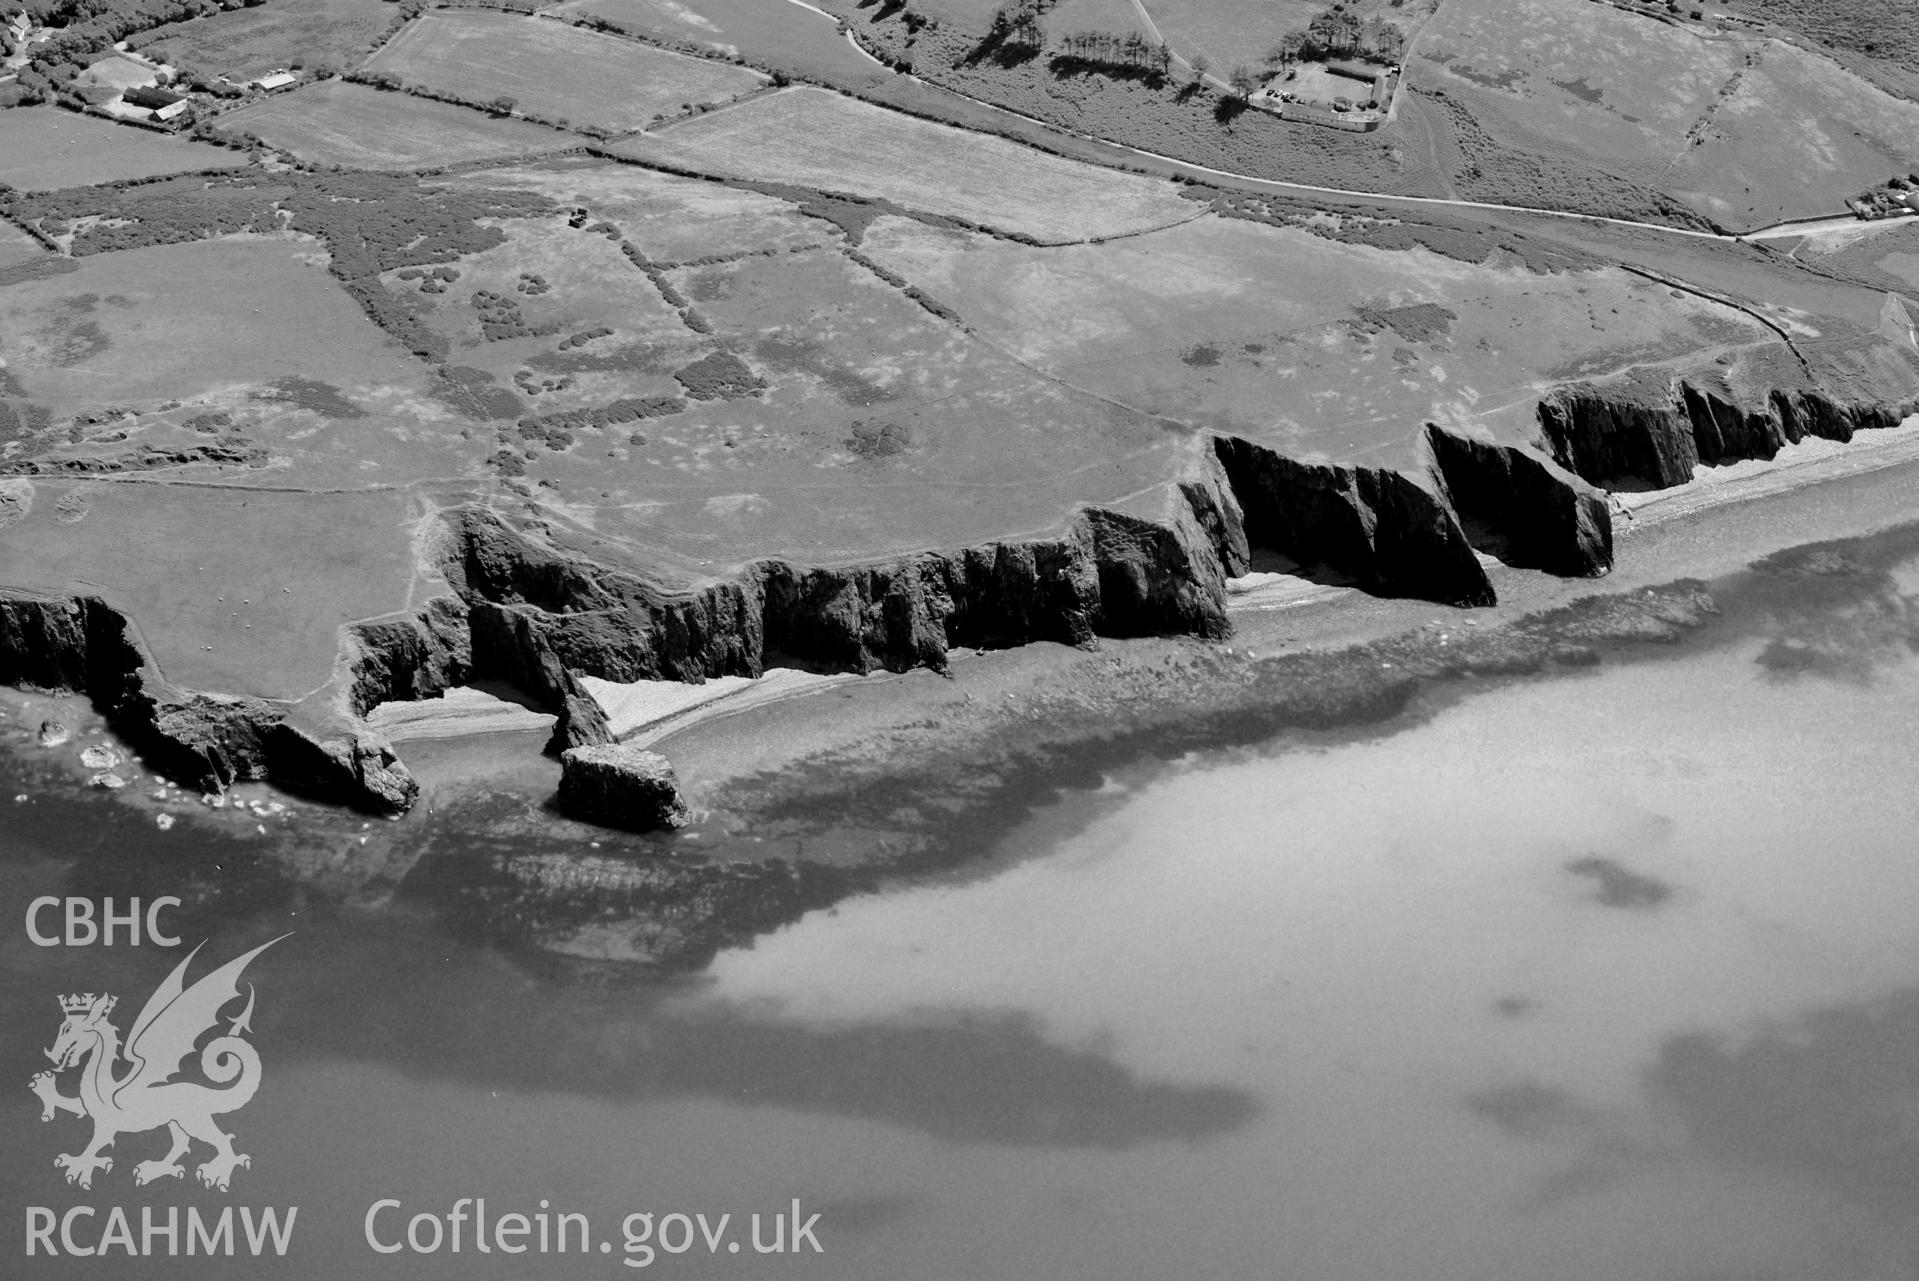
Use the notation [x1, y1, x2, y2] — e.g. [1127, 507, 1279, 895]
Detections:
[134, 0, 398, 79]
[5, 482, 421, 701]
[0, 220, 47, 272]
[613, 87, 1199, 242]
[0, 237, 438, 430]
[1411, 0, 1751, 189]
[1409, 0, 1918, 229]
[0, 232, 479, 703]
[364, 11, 767, 132]
[1664, 38, 1919, 227]
[439, 158, 827, 263]
[381, 215, 698, 407]
[0, 109, 249, 192]
[213, 81, 582, 170]
[1734, 0, 1919, 66]
[1144, 0, 1331, 69]
[829, 2, 1713, 222]
[549, 0, 888, 89]
[1045, 0, 1156, 43]
[860, 212, 1774, 468]
[505, 240, 1192, 578]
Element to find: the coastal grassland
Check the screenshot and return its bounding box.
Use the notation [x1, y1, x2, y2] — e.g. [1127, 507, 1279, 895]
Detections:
[0, 236, 470, 486]
[858, 212, 1775, 467]
[0, 221, 46, 272]
[1789, 219, 1919, 295]
[437, 159, 827, 263]
[1410, 0, 1751, 188]
[1043, 0, 1156, 43]
[549, 0, 887, 88]
[1736, 0, 1919, 67]
[3, 481, 420, 702]
[363, 10, 767, 132]
[382, 215, 699, 404]
[0, 109, 248, 192]
[609, 86, 1199, 242]
[498, 242, 1193, 579]
[134, 0, 395, 79]
[212, 81, 581, 169]
[912, 0, 1001, 25]
[1409, 0, 1919, 229]
[1662, 39, 1919, 229]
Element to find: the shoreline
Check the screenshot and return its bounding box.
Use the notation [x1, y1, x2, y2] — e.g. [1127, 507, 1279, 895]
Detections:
[652, 424, 1919, 802]
[6, 407, 1919, 969]
[5, 438, 1916, 967]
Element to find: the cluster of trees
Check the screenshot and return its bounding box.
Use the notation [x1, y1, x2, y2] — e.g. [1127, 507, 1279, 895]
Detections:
[21, 0, 267, 72]
[1055, 29, 1171, 75]
[1267, 6, 1402, 67]
[988, 0, 1059, 49]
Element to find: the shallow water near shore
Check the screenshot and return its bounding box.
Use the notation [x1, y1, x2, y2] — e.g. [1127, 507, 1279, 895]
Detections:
[4, 532, 1919, 1278]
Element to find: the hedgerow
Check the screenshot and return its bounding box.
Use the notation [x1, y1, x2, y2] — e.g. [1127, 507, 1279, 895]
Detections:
[0, 170, 557, 370]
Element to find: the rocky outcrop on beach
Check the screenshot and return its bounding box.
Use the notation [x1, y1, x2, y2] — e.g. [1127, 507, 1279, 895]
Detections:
[557, 743, 690, 830]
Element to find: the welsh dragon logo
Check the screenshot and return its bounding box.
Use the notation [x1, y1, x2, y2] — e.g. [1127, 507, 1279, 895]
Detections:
[29, 936, 286, 1192]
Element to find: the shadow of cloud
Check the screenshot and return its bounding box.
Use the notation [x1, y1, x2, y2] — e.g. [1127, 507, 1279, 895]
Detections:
[0, 814, 1260, 1153]
[1742, 537, 1919, 687]
[1564, 855, 1674, 910]
[1645, 986, 1919, 1210]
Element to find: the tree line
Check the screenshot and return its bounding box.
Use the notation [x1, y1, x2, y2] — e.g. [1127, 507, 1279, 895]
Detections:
[1055, 29, 1171, 74]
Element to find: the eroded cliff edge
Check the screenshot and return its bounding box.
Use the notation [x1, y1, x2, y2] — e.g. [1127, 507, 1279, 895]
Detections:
[1535, 341, 1919, 491]
[10, 336, 1919, 814]
[0, 592, 416, 811]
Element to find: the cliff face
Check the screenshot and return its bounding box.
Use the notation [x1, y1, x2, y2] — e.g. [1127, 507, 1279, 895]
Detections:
[1536, 346, 1919, 491]
[0, 593, 417, 813]
[28, 351, 1915, 815]
[1212, 435, 1496, 606]
[1427, 424, 1612, 578]
[348, 437, 1505, 758]
[0, 419, 1644, 810]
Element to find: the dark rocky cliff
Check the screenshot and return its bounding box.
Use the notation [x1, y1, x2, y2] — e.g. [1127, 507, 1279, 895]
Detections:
[13, 348, 1916, 812]
[1427, 424, 1612, 578]
[0, 592, 416, 811]
[1212, 435, 1496, 606]
[1536, 342, 1919, 491]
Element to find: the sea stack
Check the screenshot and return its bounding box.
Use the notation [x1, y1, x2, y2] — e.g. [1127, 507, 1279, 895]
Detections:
[557, 743, 690, 831]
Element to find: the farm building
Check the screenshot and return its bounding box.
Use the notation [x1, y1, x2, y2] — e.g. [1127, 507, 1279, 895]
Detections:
[123, 85, 188, 120]
[252, 70, 299, 91]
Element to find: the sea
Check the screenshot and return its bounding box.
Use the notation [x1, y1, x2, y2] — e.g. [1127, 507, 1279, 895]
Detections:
[3, 523, 1919, 1279]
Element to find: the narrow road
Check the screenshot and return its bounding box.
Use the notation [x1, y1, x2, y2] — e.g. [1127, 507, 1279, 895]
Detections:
[646, 0, 1857, 246]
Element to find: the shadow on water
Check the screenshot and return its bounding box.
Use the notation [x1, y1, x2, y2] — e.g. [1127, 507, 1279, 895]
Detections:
[1646, 988, 1919, 1213]
[1564, 855, 1675, 911]
[13, 521, 1919, 1163]
[1739, 538, 1919, 686]
[0, 781, 1258, 1152]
